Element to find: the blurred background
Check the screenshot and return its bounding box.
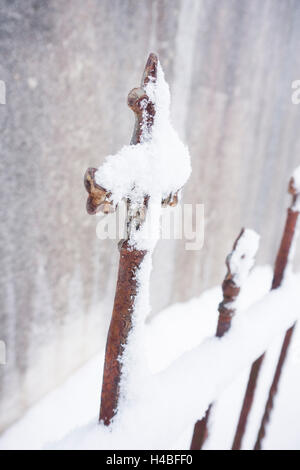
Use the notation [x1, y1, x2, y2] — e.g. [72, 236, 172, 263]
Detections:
[1, 0, 300, 433]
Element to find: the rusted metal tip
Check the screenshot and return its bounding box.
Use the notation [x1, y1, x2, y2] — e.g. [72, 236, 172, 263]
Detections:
[84, 167, 108, 215]
[128, 54, 158, 144]
[127, 54, 158, 110]
[146, 52, 158, 69]
[232, 227, 245, 251]
[142, 52, 158, 87]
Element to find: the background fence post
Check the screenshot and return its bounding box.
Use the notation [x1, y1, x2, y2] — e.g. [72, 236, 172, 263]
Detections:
[253, 174, 300, 450]
[232, 172, 300, 450]
[190, 228, 259, 449]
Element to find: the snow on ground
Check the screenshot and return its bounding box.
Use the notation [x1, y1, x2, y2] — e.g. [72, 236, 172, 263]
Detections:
[1, 265, 300, 450]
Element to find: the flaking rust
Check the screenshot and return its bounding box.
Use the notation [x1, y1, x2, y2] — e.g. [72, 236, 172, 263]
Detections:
[100, 242, 147, 425]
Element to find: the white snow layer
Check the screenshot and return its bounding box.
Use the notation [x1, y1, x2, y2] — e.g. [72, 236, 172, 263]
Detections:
[95, 61, 191, 207]
[118, 252, 153, 410]
[292, 165, 300, 193]
[229, 229, 260, 287]
[1, 266, 300, 450]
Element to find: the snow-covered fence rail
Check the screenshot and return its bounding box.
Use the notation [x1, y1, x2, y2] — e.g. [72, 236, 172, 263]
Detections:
[53, 270, 300, 450]
[151, 275, 300, 450]
[83, 53, 300, 450]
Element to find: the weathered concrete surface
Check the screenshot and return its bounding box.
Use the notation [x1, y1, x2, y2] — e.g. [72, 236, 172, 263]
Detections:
[1, 0, 300, 432]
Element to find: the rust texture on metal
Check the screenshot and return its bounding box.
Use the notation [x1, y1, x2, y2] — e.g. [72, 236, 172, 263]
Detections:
[190, 406, 211, 451]
[128, 52, 157, 145]
[272, 208, 299, 289]
[272, 177, 299, 289]
[254, 325, 295, 450]
[216, 228, 245, 338]
[84, 167, 110, 215]
[99, 241, 147, 425]
[231, 354, 264, 450]
[232, 176, 300, 450]
[190, 228, 253, 450]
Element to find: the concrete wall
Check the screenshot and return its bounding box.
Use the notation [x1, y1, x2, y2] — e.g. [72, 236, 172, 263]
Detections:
[1, 0, 300, 432]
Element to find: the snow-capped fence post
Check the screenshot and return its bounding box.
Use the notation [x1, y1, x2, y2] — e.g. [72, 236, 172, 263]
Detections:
[216, 228, 260, 337]
[84, 53, 190, 426]
[190, 228, 260, 450]
[97, 54, 158, 426]
[232, 170, 300, 450]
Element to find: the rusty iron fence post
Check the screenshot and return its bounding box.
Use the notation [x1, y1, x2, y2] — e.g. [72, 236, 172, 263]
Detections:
[84, 54, 158, 425]
[84, 54, 183, 426]
[232, 174, 300, 450]
[254, 325, 295, 449]
[253, 176, 300, 450]
[190, 228, 259, 450]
